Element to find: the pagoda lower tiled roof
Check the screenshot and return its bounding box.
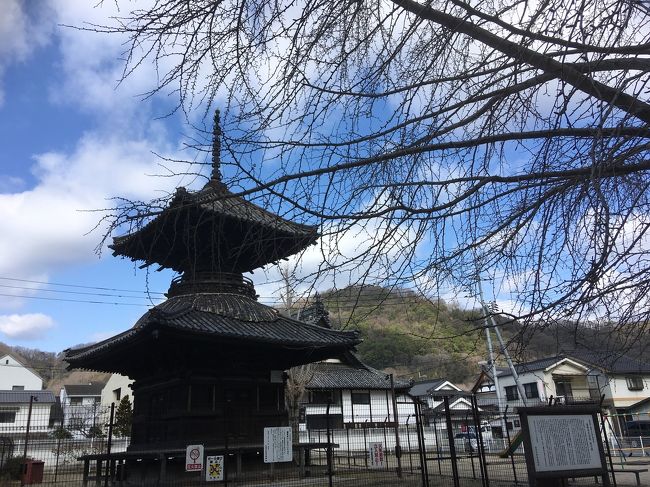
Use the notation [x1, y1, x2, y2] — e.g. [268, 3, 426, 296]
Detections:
[65, 293, 360, 364]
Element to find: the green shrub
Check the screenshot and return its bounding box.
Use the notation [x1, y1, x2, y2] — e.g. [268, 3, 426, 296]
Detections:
[0, 456, 26, 480]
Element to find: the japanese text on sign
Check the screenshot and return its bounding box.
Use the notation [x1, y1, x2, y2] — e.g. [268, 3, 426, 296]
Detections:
[369, 442, 385, 469]
[263, 427, 293, 463]
[527, 415, 602, 472]
[206, 455, 224, 481]
[185, 444, 204, 472]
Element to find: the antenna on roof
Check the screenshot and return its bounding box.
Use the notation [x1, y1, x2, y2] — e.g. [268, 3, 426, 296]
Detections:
[211, 109, 222, 182]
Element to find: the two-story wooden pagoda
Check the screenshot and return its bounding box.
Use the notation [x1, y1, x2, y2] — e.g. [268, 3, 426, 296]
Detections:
[64, 112, 360, 451]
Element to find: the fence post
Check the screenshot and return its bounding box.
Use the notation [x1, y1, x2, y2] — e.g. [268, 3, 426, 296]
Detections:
[20, 394, 35, 487]
[414, 401, 429, 487]
[503, 405, 519, 485]
[54, 437, 61, 483]
[326, 402, 333, 487]
[406, 415, 414, 473]
[443, 395, 460, 487]
[363, 421, 368, 467]
[104, 403, 115, 487]
[389, 374, 403, 478]
[471, 394, 489, 487]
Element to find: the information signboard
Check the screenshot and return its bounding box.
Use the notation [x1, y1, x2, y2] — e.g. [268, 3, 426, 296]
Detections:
[263, 426, 293, 463]
[185, 444, 204, 472]
[206, 455, 224, 481]
[368, 442, 385, 469]
[519, 406, 610, 487]
[528, 414, 602, 471]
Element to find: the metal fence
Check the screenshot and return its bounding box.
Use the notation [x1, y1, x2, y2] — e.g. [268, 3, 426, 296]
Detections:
[0, 395, 646, 486]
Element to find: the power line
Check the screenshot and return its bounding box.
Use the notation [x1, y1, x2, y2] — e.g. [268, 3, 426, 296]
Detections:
[0, 293, 150, 307]
[0, 276, 166, 296]
[0, 284, 165, 301]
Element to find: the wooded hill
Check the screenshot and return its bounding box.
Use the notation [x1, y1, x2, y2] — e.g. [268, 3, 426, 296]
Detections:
[314, 286, 649, 386]
[3, 285, 647, 390]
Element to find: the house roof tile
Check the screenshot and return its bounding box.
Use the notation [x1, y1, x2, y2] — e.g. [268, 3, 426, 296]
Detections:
[0, 391, 55, 404]
[64, 383, 105, 396]
[304, 359, 411, 391]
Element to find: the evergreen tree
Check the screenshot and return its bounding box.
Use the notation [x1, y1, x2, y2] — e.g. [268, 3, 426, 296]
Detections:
[114, 396, 132, 437]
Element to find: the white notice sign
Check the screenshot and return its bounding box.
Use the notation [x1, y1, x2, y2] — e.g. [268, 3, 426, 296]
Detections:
[527, 415, 602, 472]
[369, 442, 385, 469]
[185, 444, 204, 472]
[263, 426, 293, 463]
[206, 455, 224, 481]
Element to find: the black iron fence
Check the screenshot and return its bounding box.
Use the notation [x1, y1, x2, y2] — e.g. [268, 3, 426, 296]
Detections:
[0, 395, 645, 486]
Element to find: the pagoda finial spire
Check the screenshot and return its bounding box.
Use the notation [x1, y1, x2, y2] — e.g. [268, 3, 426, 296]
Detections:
[211, 109, 222, 182]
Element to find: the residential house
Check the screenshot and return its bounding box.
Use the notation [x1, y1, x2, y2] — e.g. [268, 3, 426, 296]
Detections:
[490, 351, 650, 435]
[296, 296, 414, 430]
[0, 390, 57, 436]
[60, 382, 105, 437]
[298, 352, 414, 430]
[0, 354, 43, 391]
[410, 378, 463, 409]
[100, 373, 133, 409]
[410, 379, 486, 434]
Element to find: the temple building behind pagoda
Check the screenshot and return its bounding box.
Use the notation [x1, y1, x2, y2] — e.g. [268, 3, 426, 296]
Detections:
[64, 111, 361, 451]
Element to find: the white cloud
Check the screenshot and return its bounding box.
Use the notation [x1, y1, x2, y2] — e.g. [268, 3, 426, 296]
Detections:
[0, 313, 54, 340]
[0, 0, 53, 106]
[0, 133, 184, 286]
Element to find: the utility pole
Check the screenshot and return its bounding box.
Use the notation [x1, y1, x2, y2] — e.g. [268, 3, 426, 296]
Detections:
[476, 276, 527, 405]
[477, 278, 508, 438]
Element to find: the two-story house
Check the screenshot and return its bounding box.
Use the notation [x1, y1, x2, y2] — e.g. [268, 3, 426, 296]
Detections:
[0, 354, 43, 391]
[494, 350, 650, 435]
[60, 382, 106, 437]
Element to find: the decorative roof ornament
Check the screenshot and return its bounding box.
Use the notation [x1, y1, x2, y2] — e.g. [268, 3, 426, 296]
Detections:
[211, 109, 222, 183]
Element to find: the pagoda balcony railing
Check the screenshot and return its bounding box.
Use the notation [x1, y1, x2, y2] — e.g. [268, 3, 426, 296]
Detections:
[167, 272, 257, 298]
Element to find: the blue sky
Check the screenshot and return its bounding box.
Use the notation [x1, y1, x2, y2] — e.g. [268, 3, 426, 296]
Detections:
[0, 1, 403, 352]
[0, 1, 212, 352]
[1, 1, 520, 353]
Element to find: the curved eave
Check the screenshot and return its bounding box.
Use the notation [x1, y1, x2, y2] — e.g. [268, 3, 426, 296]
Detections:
[64, 312, 360, 372]
[109, 186, 319, 272]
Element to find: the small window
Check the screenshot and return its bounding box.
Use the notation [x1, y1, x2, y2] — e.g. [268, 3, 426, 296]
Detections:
[626, 377, 644, 391]
[351, 392, 371, 405]
[5, 359, 8, 364]
[113, 388, 121, 401]
[0, 410, 16, 423]
[505, 386, 519, 401]
[523, 382, 539, 399]
[70, 397, 82, 405]
[310, 390, 340, 405]
[11, 386, 24, 391]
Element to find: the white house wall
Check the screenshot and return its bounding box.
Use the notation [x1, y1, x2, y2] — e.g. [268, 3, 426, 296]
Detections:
[305, 390, 416, 428]
[100, 374, 134, 409]
[607, 376, 650, 408]
[0, 403, 51, 433]
[0, 355, 42, 390]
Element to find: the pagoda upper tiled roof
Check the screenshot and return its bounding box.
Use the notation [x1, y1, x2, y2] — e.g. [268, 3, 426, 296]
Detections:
[110, 181, 318, 273]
